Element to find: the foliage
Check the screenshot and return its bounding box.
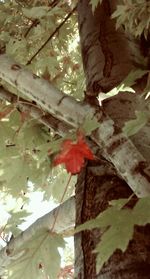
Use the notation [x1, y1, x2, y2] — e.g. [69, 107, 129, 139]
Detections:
[0, 0, 83, 98]
[6, 230, 65, 279]
[0, 0, 80, 277]
[98, 68, 148, 104]
[43, 168, 76, 202]
[123, 110, 149, 136]
[76, 196, 150, 273]
[90, 0, 102, 13]
[80, 112, 100, 136]
[0, 0, 149, 278]
[112, 0, 150, 38]
[90, 0, 150, 36]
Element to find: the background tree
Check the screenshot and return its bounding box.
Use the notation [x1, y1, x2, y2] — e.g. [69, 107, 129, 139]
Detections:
[0, 0, 150, 278]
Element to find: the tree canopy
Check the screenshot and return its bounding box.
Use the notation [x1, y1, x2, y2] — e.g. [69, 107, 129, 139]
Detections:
[0, 0, 150, 278]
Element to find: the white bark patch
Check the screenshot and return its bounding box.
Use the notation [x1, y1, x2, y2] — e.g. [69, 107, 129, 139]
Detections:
[0, 197, 75, 275]
[0, 55, 150, 197]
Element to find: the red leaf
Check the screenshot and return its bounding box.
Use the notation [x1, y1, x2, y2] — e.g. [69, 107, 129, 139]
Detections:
[53, 133, 94, 174]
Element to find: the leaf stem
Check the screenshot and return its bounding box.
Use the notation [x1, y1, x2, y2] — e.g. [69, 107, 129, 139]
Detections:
[51, 173, 72, 232]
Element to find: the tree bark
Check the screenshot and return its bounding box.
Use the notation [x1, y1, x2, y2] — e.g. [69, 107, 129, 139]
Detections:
[75, 158, 150, 279]
[77, 0, 144, 96]
[75, 1, 150, 278]
[0, 55, 150, 197]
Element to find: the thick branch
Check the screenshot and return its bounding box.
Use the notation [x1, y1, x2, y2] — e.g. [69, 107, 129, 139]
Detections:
[0, 55, 150, 197]
[78, 0, 144, 95]
[0, 196, 75, 275]
[0, 86, 71, 136]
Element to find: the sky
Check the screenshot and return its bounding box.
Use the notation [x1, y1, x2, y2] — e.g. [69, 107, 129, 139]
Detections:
[0, 188, 74, 268]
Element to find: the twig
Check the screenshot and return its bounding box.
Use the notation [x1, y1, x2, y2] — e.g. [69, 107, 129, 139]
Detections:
[24, 0, 60, 38]
[51, 174, 72, 232]
[48, 0, 59, 8]
[24, 19, 40, 38]
[26, 5, 77, 65]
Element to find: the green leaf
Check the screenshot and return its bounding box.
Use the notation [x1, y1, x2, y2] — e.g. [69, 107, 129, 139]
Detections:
[0, 154, 48, 196]
[75, 196, 150, 273]
[99, 69, 148, 101]
[43, 167, 76, 201]
[7, 230, 65, 279]
[45, 138, 63, 155]
[6, 209, 31, 236]
[108, 197, 131, 210]
[0, 31, 10, 43]
[132, 197, 150, 226]
[0, 121, 15, 148]
[76, 205, 134, 272]
[122, 69, 148, 87]
[52, 170, 76, 202]
[16, 120, 50, 149]
[22, 7, 49, 19]
[76, 206, 125, 233]
[95, 215, 133, 273]
[123, 110, 149, 137]
[35, 57, 58, 76]
[112, 2, 150, 38]
[142, 73, 150, 99]
[76, 196, 150, 273]
[111, 5, 127, 20]
[75, 218, 101, 233]
[0, 156, 28, 195]
[90, 0, 102, 13]
[81, 113, 99, 135]
[6, 38, 28, 63]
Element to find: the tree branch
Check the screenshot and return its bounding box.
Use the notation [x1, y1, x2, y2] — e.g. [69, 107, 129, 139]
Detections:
[24, 0, 59, 38]
[0, 196, 75, 275]
[0, 86, 72, 136]
[24, 19, 40, 38]
[0, 54, 150, 197]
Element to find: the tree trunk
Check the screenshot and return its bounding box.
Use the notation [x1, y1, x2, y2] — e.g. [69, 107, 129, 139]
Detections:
[75, 1, 150, 278]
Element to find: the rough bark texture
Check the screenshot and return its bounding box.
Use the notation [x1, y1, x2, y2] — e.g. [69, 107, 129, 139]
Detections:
[75, 0, 150, 278]
[78, 0, 144, 97]
[102, 92, 150, 162]
[75, 159, 150, 278]
[1, 56, 150, 196]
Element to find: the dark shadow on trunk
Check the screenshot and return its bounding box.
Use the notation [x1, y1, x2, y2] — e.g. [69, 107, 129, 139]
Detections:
[75, 0, 150, 278]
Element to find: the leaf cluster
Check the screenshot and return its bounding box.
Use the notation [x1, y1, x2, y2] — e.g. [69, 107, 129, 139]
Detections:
[0, 0, 150, 278]
[0, 0, 84, 98]
[76, 196, 150, 273]
[112, 0, 150, 38]
[6, 229, 65, 279]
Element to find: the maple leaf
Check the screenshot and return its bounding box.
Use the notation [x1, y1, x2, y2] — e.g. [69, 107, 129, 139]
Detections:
[53, 134, 95, 174]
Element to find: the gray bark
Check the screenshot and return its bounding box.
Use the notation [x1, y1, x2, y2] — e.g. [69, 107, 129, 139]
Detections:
[0, 197, 75, 276]
[0, 55, 149, 197]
